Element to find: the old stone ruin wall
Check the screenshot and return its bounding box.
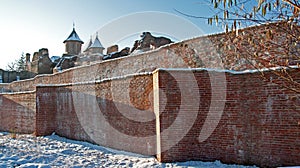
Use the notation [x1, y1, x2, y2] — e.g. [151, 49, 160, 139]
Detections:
[27, 48, 53, 75]
[0, 48, 53, 85]
[0, 23, 300, 167]
[0, 69, 36, 84]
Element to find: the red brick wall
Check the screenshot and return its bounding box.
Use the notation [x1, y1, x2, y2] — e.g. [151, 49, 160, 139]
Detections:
[35, 87, 57, 136]
[155, 69, 300, 167]
[0, 92, 36, 134]
[1, 68, 300, 167]
[0, 21, 299, 167]
[35, 74, 157, 155]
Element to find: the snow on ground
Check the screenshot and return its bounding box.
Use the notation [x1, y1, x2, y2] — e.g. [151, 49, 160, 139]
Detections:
[0, 132, 258, 168]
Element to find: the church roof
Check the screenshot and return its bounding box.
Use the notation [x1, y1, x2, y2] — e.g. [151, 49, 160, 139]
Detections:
[89, 34, 104, 49]
[63, 28, 84, 44]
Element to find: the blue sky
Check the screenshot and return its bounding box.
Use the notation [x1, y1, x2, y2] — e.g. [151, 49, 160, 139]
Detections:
[0, 0, 223, 69]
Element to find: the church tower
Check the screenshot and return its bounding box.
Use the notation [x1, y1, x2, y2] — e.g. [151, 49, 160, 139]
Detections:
[87, 33, 105, 55]
[63, 25, 84, 55]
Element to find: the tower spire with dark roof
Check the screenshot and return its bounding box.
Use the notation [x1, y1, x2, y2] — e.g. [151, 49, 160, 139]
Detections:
[63, 24, 84, 55]
[63, 25, 83, 44]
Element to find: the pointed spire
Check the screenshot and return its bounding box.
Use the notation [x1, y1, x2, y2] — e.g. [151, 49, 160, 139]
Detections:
[63, 24, 83, 44]
[84, 35, 93, 52]
[89, 32, 104, 49]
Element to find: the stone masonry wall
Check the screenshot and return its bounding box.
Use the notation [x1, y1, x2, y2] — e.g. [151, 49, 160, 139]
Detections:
[0, 69, 37, 83]
[155, 69, 300, 167]
[0, 91, 36, 133]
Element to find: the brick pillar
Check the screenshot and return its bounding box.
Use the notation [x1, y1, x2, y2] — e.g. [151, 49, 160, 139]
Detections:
[35, 86, 57, 136]
[154, 69, 202, 162]
[153, 70, 161, 161]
